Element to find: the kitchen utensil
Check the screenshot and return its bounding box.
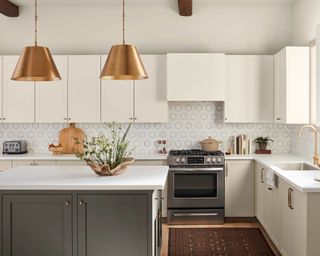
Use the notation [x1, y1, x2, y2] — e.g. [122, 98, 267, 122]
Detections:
[59, 123, 84, 154]
[3, 140, 28, 154]
[199, 137, 222, 152]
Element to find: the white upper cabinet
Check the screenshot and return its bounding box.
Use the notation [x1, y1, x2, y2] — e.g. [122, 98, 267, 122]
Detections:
[2, 56, 35, 123]
[135, 55, 168, 123]
[68, 55, 101, 123]
[101, 55, 168, 123]
[101, 55, 133, 123]
[274, 47, 310, 124]
[167, 53, 226, 101]
[225, 55, 274, 123]
[35, 56, 68, 123]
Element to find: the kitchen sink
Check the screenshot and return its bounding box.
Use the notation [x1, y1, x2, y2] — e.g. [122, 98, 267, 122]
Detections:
[272, 162, 320, 171]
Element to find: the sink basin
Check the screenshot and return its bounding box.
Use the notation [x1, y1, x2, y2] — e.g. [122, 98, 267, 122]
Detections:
[273, 162, 320, 171]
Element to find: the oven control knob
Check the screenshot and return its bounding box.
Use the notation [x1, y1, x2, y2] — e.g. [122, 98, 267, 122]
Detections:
[181, 158, 186, 163]
[175, 158, 180, 163]
[211, 158, 216, 163]
[206, 158, 211, 163]
[217, 158, 222, 163]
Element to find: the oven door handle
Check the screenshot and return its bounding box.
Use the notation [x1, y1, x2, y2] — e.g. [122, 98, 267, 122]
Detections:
[170, 167, 224, 172]
[173, 212, 219, 217]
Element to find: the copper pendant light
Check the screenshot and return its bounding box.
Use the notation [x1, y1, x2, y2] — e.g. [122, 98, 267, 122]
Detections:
[100, 0, 148, 80]
[11, 0, 61, 81]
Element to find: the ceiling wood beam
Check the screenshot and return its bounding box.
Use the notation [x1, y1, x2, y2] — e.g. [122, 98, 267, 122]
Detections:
[178, 0, 192, 16]
[0, 0, 19, 17]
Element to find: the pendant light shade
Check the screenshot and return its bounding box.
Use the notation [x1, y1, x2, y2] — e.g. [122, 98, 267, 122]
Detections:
[12, 46, 61, 81]
[100, 0, 148, 80]
[11, 0, 61, 82]
[100, 44, 148, 80]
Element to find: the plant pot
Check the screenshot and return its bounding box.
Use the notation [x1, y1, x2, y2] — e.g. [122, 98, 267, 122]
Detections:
[259, 143, 268, 150]
[86, 158, 135, 176]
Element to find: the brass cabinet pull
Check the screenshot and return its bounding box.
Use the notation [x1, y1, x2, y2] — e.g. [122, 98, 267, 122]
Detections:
[65, 201, 71, 206]
[261, 168, 265, 183]
[268, 187, 273, 191]
[276, 118, 281, 120]
[288, 188, 294, 210]
[79, 200, 85, 205]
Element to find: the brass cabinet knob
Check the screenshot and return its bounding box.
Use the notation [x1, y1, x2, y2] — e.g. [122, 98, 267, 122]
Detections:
[79, 200, 85, 205]
[65, 201, 71, 206]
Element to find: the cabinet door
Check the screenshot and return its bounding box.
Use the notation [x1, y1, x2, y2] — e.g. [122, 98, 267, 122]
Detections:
[274, 49, 287, 123]
[255, 163, 265, 224]
[68, 55, 101, 123]
[225, 160, 254, 217]
[3, 56, 34, 123]
[225, 55, 274, 123]
[279, 179, 294, 256]
[11, 160, 34, 167]
[3, 194, 72, 256]
[263, 180, 273, 235]
[35, 56, 68, 123]
[167, 53, 226, 101]
[0, 57, 2, 121]
[101, 56, 133, 122]
[78, 194, 148, 256]
[271, 179, 281, 247]
[135, 55, 168, 123]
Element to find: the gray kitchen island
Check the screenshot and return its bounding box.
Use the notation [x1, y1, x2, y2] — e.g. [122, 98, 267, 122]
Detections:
[0, 165, 169, 256]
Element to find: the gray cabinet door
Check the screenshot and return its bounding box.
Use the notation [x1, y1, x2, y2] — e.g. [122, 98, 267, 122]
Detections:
[3, 194, 73, 256]
[78, 194, 148, 256]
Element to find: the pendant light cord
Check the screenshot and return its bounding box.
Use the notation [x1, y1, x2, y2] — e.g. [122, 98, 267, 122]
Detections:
[34, 0, 38, 46]
[122, 0, 125, 45]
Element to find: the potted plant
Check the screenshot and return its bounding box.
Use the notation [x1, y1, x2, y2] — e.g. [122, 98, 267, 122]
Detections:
[253, 137, 274, 150]
[76, 122, 134, 176]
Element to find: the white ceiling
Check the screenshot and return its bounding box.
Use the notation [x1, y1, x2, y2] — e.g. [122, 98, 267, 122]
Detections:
[12, 0, 296, 7]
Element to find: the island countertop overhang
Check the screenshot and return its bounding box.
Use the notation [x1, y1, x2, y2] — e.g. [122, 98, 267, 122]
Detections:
[0, 165, 169, 190]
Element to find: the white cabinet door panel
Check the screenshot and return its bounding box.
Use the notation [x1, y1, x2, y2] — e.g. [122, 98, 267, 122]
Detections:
[35, 55, 68, 123]
[135, 55, 168, 123]
[225, 55, 273, 123]
[167, 53, 226, 101]
[0, 57, 2, 120]
[101, 56, 132, 123]
[68, 55, 101, 123]
[3, 56, 34, 123]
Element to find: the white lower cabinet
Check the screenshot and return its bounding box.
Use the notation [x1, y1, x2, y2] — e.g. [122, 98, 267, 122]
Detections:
[11, 160, 56, 167]
[0, 161, 11, 171]
[225, 160, 254, 217]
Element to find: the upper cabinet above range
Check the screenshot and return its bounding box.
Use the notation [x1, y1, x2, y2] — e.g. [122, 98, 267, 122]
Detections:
[274, 47, 310, 124]
[167, 53, 226, 101]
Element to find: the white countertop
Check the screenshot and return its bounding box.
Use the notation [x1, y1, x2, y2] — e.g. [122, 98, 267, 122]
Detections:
[0, 153, 167, 161]
[0, 165, 169, 190]
[227, 153, 320, 193]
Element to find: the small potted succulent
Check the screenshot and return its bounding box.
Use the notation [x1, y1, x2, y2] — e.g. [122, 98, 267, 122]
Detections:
[76, 122, 134, 176]
[253, 137, 274, 150]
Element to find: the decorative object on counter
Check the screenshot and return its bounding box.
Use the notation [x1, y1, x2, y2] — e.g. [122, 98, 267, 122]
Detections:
[156, 140, 167, 154]
[11, 0, 61, 81]
[199, 137, 221, 152]
[2, 140, 28, 154]
[48, 143, 63, 155]
[100, 0, 148, 80]
[59, 123, 84, 154]
[254, 137, 273, 154]
[76, 122, 134, 176]
[230, 134, 252, 155]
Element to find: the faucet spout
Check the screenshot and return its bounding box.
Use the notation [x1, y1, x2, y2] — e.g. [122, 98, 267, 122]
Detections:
[298, 124, 319, 166]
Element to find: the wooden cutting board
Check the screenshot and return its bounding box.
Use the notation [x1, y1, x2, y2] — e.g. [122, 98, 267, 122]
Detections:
[59, 123, 84, 154]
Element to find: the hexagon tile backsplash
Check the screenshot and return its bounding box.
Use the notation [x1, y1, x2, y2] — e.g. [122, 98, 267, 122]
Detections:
[0, 102, 291, 155]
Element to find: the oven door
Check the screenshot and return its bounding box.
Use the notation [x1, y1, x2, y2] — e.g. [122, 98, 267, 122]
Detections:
[167, 167, 225, 209]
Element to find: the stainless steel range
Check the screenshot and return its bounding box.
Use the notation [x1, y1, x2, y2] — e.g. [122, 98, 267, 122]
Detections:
[167, 149, 225, 225]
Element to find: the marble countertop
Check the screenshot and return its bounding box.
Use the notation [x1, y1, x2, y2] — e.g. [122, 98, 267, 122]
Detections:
[0, 165, 169, 190]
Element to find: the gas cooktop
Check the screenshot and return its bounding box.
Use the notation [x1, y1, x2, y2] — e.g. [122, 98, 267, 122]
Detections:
[169, 149, 224, 156]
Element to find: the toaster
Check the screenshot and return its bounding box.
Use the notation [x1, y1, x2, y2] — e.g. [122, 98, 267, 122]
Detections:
[3, 140, 28, 154]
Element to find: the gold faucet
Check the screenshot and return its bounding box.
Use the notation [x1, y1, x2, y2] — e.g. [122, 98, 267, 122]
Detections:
[298, 124, 320, 166]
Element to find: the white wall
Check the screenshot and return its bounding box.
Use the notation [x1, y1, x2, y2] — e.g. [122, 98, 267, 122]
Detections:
[0, 4, 291, 55]
[291, 0, 320, 45]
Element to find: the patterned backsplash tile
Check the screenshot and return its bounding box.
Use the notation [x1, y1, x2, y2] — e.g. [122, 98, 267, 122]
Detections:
[0, 102, 291, 155]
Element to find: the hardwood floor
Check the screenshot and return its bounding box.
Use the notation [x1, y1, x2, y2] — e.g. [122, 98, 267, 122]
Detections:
[160, 220, 282, 256]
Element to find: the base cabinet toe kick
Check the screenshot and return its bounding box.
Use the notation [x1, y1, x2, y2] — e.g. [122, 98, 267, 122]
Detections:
[0, 190, 162, 256]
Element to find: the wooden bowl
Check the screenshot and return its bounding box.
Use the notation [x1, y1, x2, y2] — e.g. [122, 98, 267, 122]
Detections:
[48, 144, 63, 155]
